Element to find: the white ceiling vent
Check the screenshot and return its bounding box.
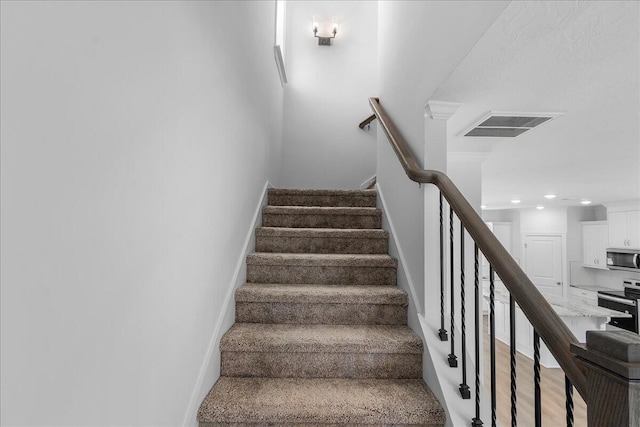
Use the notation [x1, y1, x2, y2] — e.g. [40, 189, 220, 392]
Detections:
[461, 111, 563, 138]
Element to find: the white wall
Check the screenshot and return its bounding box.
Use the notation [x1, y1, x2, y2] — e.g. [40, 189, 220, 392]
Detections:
[376, 0, 509, 320]
[0, 2, 283, 426]
[520, 208, 567, 234]
[279, 1, 378, 189]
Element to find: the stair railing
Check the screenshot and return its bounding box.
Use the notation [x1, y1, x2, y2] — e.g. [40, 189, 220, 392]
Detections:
[364, 97, 587, 425]
[358, 113, 377, 130]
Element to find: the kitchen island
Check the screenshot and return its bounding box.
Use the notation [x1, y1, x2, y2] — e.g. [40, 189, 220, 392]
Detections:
[484, 284, 629, 368]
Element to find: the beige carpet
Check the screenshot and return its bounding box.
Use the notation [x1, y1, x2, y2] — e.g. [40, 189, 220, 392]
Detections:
[197, 189, 445, 426]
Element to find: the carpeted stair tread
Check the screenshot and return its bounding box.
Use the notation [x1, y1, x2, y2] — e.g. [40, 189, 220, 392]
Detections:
[247, 253, 397, 267]
[235, 283, 408, 325]
[221, 323, 423, 354]
[246, 254, 398, 286]
[256, 227, 387, 237]
[268, 188, 377, 207]
[197, 187, 446, 425]
[197, 377, 445, 426]
[236, 283, 407, 304]
[263, 206, 380, 216]
[255, 227, 389, 254]
[262, 206, 382, 229]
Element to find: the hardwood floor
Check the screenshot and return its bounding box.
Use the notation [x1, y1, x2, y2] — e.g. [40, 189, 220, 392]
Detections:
[483, 316, 588, 427]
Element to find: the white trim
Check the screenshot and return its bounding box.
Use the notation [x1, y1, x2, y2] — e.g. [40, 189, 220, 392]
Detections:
[376, 183, 421, 308]
[424, 100, 462, 120]
[360, 175, 376, 190]
[274, 45, 287, 85]
[605, 200, 640, 212]
[181, 181, 271, 427]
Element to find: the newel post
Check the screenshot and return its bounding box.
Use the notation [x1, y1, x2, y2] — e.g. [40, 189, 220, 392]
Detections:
[570, 330, 640, 427]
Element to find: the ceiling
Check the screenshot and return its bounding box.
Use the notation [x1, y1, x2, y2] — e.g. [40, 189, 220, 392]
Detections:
[432, 1, 639, 210]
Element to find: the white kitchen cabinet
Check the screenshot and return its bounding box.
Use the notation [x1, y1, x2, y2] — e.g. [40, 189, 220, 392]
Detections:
[581, 221, 608, 269]
[608, 210, 640, 249]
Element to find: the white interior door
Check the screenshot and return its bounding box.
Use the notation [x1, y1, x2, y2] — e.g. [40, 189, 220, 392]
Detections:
[524, 235, 563, 297]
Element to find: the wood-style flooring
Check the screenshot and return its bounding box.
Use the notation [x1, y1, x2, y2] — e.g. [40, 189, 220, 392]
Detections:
[483, 316, 588, 427]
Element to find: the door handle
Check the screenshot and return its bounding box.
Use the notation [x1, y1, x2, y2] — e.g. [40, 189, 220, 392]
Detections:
[557, 282, 562, 285]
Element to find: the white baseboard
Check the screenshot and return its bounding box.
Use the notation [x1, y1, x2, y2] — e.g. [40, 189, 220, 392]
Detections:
[360, 175, 376, 190]
[181, 181, 271, 427]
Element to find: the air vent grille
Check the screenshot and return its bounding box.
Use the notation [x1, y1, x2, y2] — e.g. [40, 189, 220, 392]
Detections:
[462, 112, 561, 138]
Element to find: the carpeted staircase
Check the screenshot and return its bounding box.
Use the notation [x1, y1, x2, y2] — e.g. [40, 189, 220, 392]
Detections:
[197, 189, 445, 426]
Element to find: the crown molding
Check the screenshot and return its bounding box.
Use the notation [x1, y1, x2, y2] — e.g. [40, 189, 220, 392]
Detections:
[424, 100, 463, 120]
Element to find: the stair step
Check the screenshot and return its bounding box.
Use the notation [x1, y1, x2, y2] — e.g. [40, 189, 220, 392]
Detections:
[246, 253, 397, 285]
[255, 227, 389, 254]
[221, 323, 422, 378]
[268, 188, 377, 207]
[262, 206, 382, 229]
[235, 283, 407, 324]
[198, 377, 446, 426]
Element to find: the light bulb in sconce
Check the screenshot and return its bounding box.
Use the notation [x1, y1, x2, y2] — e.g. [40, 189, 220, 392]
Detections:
[312, 16, 338, 45]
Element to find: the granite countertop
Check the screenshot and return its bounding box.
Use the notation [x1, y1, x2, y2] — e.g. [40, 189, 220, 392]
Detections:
[483, 286, 631, 318]
[570, 284, 620, 293]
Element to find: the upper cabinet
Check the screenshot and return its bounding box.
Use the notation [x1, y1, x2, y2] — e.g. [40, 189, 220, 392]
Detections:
[608, 210, 640, 249]
[582, 221, 608, 269]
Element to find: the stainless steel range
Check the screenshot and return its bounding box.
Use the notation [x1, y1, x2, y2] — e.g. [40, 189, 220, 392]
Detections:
[597, 279, 640, 333]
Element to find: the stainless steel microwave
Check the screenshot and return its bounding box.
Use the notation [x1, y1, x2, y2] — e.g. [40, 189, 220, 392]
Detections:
[606, 248, 640, 272]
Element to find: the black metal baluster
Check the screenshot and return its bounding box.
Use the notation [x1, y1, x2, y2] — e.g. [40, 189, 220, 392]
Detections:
[534, 330, 542, 427]
[490, 266, 497, 427]
[510, 294, 517, 427]
[565, 376, 574, 427]
[448, 207, 457, 367]
[459, 223, 470, 398]
[439, 193, 447, 341]
[472, 244, 483, 426]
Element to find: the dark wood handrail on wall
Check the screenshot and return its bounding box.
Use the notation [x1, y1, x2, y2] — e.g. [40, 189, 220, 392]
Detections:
[366, 97, 587, 398]
[358, 113, 377, 129]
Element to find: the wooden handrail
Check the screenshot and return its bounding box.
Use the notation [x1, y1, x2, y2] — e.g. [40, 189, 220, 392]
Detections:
[366, 97, 587, 398]
[358, 113, 377, 129]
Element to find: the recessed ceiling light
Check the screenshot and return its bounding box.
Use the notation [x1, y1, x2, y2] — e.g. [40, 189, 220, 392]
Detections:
[481, 205, 487, 209]
[544, 194, 556, 199]
[536, 206, 545, 210]
[511, 199, 521, 204]
[581, 200, 592, 205]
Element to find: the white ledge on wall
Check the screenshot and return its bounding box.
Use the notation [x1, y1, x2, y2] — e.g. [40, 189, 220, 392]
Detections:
[274, 45, 287, 85]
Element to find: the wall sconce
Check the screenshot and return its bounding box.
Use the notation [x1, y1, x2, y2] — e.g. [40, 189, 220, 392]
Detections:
[312, 16, 338, 46]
